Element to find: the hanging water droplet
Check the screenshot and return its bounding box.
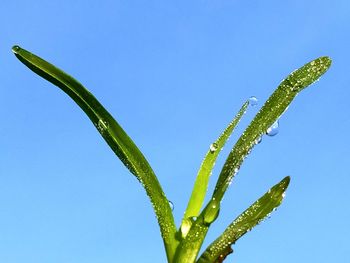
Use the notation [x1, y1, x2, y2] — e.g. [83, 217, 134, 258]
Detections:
[254, 136, 262, 145]
[12, 45, 21, 53]
[180, 218, 193, 238]
[203, 198, 220, 224]
[248, 96, 258, 106]
[168, 200, 174, 211]
[266, 121, 279, 136]
[209, 143, 218, 153]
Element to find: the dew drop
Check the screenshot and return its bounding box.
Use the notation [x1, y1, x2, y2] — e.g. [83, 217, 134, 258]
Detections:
[254, 136, 262, 145]
[209, 143, 218, 153]
[266, 121, 279, 136]
[248, 96, 258, 106]
[180, 218, 193, 238]
[12, 45, 20, 53]
[168, 200, 174, 211]
[97, 119, 109, 134]
[204, 198, 220, 224]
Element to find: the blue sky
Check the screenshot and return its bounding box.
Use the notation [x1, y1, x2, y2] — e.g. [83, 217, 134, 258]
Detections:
[1, 1, 349, 262]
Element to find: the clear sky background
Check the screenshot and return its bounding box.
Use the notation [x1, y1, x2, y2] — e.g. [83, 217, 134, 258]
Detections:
[1, 1, 349, 262]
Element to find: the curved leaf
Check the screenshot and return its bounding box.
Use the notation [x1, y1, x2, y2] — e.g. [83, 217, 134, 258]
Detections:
[181, 101, 249, 236]
[198, 176, 290, 263]
[213, 57, 331, 202]
[12, 45, 178, 260]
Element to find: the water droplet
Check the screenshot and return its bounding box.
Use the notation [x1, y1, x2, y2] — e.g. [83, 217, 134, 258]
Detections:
[209, 143, 218, 153]
[168, 200, 174, 211]
[204, 198, 220, 224]
[254, 136, 262, 144]
[266, 121, 279, 136]
[97, 119, 109, 134]
[248, 96, 258, 106]
[12, 45, 20, 53]
[180, 218, 193, 238]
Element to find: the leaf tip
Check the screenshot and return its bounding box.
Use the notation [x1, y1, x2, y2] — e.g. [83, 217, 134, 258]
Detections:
[284, 175, 291, 184]
[321, 56, 332, 66]
[280, 176, 291, 190]
[316, 56, 332, 72]
[12, 45, 21, 54]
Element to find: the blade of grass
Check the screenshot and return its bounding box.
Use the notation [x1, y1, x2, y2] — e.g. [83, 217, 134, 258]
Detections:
[197, 176, 290, 263]
[213, 57, 331, 202]
[12, 45, 178, 260]
[181, 101, 249, 236]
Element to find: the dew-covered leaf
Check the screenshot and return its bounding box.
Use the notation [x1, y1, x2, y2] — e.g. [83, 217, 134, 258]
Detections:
[181, 101, 249, 234]
[197, 176, 290, 263]
[213, 57, 331, 202]
[12, 45, 178, 260]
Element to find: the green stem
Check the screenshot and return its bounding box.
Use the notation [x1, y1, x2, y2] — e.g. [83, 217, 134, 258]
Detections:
[174, 198, 220, 263]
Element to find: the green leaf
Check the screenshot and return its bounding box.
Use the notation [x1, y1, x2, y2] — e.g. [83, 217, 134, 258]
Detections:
[12, 45, 178, 261]
[181, 101, 249, 236]
[197, 176, 290, 263]
[213, 57, 331, 202]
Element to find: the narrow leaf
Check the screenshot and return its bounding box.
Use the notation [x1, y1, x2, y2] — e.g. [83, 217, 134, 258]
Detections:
[213, 57, 331, 202]
[181, 101, 249, 233]
[197, 176, 290, 263]
[12, 45, 178, 260]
